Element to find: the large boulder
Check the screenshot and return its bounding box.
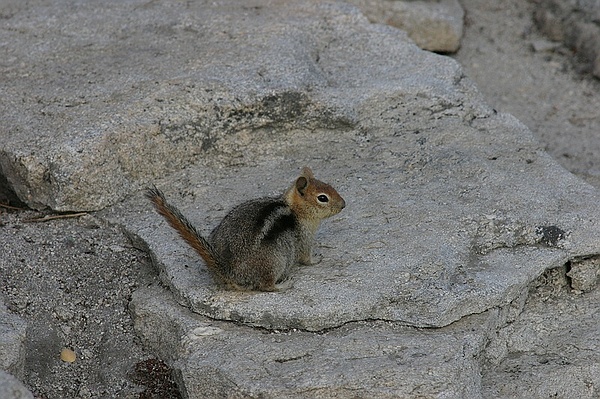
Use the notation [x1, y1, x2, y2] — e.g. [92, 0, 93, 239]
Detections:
[130, 284, 491, 399]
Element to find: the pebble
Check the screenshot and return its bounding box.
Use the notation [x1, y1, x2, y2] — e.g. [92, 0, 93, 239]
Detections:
[60, 348, 76, 363]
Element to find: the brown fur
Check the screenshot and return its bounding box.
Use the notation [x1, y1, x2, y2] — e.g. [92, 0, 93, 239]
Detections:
[146, 167, 345, 291]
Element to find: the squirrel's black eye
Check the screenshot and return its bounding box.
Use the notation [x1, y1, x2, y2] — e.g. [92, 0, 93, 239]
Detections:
[317, 194, 329, 203]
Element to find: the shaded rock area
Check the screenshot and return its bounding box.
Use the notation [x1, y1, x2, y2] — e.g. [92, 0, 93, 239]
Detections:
[1, 0, 599, 398]
[0, 211, 159, 398]
[482, 265, 600, 398]
[534, 0, 600, 78]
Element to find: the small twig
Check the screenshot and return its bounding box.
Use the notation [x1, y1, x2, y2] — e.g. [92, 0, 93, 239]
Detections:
[0, 203, 27, 211]
[23, 212, 88, 223]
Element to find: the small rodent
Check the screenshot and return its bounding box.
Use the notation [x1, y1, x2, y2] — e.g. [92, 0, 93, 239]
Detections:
[146, 167, 345, 291]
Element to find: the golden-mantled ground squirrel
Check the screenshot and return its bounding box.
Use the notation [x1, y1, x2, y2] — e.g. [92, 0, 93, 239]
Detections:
[146, 167, 345, 291]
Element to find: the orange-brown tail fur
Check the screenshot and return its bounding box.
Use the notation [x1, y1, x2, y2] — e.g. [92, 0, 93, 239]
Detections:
[145, 187, 226, 285]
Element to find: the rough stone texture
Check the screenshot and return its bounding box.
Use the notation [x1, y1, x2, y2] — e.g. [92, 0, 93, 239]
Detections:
[453, 0, 600, 397]
[0, 211, 158, 398]
[346, 0, 464, 52]
[0, 0, 358, 211]
[2, 0, 600, 397]
[92, 0, 599, 396]
[567, 255, 600, 292]
[0, 370, 34, 399]
[534, 0, 600, 78]
[114, 124, 600, 332]
[483, 266, 600, 398]
[131, 285, 491, 399]
[0, 300, 27, 378]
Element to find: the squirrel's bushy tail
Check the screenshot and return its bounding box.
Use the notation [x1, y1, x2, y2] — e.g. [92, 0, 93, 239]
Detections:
[145, 187, 227, 285]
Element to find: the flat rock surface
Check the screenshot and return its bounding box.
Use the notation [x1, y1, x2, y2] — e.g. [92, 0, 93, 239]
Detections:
[112, 113, 600, 332]
[97, 0, 600, 332]
[131, 284, 490, 399]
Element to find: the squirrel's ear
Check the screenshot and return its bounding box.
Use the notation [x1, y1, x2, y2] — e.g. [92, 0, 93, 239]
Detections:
[295, 176, 309, 195]
[301, 167, 314, 179]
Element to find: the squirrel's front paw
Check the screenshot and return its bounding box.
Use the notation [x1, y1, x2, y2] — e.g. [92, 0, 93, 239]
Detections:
[275, 279, 294, 291]
[300, 253, 323, 265]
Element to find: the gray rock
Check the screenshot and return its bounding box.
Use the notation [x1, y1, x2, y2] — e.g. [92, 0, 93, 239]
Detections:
[93, 1, 600, 396]
[0, 300, 27, 378]
[0, 0, 361, 211]
[567, 255, 600, 292]
[3, 0, 600, 397]
[0, 299, 30, 398]
[0, 371, 34, 399]
[483, 267, 600, 398]
[0, 0, 468, 212]
[131, 284, 490, 399]
[0, 211, 158, 398]
[105, 0, 598, 397]
[347, 0, 465, 53]
[112, 110, 600, 332]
